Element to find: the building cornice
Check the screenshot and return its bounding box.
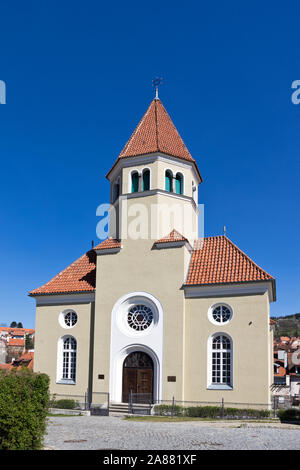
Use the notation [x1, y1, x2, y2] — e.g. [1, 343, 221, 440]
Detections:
[183, 280, 276, 302]
[32, 292, 95, 306]
[107, 152, 202, 185]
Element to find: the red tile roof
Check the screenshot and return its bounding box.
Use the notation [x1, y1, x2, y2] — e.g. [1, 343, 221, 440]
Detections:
[107, 99, 202, 181]
[8, 338, 24, 347]
[185, 235, 274, 286]
[93, 238, 121, 250]
[0, 327, 34, 335]
[30, 236, 275, 296]
[154, 229, 188, 244]
[29, 250, 96, 296]
[0, 352, 34, 372]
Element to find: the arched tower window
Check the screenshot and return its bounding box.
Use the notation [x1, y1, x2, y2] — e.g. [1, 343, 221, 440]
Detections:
[131, 171, 139, 193]
[175, 173, 183, 195]
[112, 180, 120, 203]
[142, 169, 150, 191]
[165, 170, 173, 192]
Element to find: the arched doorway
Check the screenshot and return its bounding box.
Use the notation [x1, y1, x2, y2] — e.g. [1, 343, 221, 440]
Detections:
[122, 351, 154, 403]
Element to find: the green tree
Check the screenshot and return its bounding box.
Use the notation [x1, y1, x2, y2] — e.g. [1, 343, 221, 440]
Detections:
[0, 369, 50, 450]
[25, 334, 34, 350]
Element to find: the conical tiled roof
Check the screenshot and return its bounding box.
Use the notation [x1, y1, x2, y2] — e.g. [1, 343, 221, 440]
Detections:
[107, 99, 202, 180]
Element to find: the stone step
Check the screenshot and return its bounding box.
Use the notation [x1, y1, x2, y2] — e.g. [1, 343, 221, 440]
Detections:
[109, 402, 152, 414]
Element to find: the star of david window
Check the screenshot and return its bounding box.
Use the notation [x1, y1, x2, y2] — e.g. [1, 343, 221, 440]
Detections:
[127, 305, 153, 331]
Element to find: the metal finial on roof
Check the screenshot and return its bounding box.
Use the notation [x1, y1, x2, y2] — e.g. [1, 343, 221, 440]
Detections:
[152, 77, 163, 100]
[223, 226, 226, 236]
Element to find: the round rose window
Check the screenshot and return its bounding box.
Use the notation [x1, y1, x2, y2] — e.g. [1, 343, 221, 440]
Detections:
[127, 305, 153, 331]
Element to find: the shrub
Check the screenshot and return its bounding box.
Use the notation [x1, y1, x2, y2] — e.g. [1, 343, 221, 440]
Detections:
[153, 404, 184, 416]
[0, 369, 50, 450]
[153, 404, 272, 420]
[51, 399, 77, 410]
[185, 406, 221, 418]
[277, 408, 300, 422]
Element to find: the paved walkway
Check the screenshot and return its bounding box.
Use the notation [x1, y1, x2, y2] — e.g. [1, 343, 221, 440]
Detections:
[44, 416, 300, 450]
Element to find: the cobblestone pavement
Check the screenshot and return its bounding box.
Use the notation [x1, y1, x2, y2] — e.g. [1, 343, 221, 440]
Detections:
[44, 416, 300, 450]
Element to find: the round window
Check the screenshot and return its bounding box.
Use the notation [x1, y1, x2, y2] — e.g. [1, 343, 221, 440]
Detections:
[64, 311, 78, 327]
[209, 304, 233, 325]
[127, 305, 153, 331]
[59, 310, 78, 329]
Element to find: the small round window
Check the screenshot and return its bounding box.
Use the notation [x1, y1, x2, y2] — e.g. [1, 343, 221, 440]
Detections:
[209, 304, 233, 325]
[59, 310, 78, 329]
[127, 305, 153, 331]
[64, 311, 78, 327]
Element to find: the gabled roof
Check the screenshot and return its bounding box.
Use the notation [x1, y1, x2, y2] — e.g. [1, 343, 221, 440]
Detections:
[29, 250, 96, 296]
[185, 235, 274, 287]
[29, 236, 275, 297]
[107, 99, 202, 181]
[154, 229, 188, 245]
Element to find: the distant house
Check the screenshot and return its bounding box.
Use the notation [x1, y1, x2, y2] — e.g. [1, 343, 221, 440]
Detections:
[272, 337, 300, 405]
[0, 327, 35, 363]
[0, 351, 34, 372]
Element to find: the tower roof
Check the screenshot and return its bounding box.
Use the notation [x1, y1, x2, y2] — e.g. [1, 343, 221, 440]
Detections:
[107, 98, 202, 181]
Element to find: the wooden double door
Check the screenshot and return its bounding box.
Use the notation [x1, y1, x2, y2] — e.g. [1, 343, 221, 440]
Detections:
[122, 351, 153, 403]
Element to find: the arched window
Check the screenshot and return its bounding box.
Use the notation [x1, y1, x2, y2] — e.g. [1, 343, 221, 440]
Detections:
[131, 171, 139, 193]
[142, 169, 150, 191]
[175, 173, 183, 195]
[165, 170, 173, 192]
[112, 180, 120, 202]
[211, 334, 232, 387]
[62, 336, 77, 382]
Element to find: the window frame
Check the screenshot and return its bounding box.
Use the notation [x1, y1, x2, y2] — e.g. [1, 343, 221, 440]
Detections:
[207, 333, 233, 390]
[57, 335, 77, 385]
[175, 172, 183, 195]
[142, 168, 151, 191]
[208, 303, 233, 325]
[131, 171, 139, 193]
[165, 169, 173, 192]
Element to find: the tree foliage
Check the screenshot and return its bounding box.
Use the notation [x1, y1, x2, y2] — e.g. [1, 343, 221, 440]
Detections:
[0, 369, 50, 450]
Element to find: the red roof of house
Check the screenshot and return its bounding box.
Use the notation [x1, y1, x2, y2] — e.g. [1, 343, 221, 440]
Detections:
[93, 238, 121, 250]
[185, 235, 274, 286]
[13, 351, 34, 371]
[107, 99, 202, 181]
[8, 338, 24, 346]
[0, 327, 34, 335]
[0, 351, 34, 372]
[154, 229, 188, 244]
[29, 250, 96, 296]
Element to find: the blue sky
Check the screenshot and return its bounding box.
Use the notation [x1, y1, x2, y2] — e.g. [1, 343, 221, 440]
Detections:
[0, 1, 299, 328]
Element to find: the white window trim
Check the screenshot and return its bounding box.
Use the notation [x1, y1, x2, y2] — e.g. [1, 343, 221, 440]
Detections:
[175, 172, 184, 195]
[208, 303, 234, 326]
[56, 335, 77, 385]
[109, 291, 164, 403]
[207, 333, 233, 390]
[142, 167, 151, 191]
[58, 309, 78, 329]
[128, 169, 140, 193]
